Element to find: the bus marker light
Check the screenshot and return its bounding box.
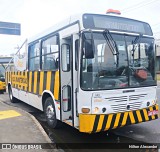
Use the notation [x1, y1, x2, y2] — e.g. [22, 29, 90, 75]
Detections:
[82, 108, 90, 113]
[106, 9, 121, 15]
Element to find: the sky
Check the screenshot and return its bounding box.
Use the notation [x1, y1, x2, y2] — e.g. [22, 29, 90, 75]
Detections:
[0, 0, 160, 56]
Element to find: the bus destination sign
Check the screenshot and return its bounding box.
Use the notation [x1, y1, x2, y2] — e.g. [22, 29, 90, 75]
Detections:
[105, 21, 139, 33]
[83, 14, 153, 36]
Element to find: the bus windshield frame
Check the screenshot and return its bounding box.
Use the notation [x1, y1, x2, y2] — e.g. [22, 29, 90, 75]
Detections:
[80, 31, 156, 91]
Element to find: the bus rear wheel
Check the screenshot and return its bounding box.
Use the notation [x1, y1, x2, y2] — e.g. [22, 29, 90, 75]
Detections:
[44, 97, 60, 128]
[8, 86, 16, 103]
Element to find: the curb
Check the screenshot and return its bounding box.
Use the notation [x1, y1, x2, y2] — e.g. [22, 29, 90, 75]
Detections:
[0, 98, 52, 144]
[26, 112, 52, 144]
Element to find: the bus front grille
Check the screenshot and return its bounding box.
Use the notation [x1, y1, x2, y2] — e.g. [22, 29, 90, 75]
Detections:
[105, 96, 128, 102]
[129, 94, 147, 101]
[111, 101, 142, 113]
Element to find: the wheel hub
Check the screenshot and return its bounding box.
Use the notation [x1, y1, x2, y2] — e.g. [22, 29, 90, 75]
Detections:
[46, 105, 55, 119]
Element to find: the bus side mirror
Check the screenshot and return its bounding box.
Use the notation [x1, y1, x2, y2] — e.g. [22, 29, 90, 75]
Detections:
[84, 39, 94, 59]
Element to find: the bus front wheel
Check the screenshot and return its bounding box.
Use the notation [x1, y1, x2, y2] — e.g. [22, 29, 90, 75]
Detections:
[44, 97, 60, 128]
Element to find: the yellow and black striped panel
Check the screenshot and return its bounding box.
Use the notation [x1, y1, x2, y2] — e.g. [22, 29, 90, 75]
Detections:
[28, 71, 59, 100]
[10, 71, 28, 90]
[5, 71, 11, 85]
[79, 104, 159, 133]
[5, 71, 60, 100]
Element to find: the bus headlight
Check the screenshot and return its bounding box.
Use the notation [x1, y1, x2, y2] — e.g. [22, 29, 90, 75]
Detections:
[81, 107, 90, 113]
[94, 107, 99, 114]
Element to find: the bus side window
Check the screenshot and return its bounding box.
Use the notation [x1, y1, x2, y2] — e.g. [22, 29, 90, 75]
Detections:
[62, 85, 71, 112]
[41, 35, 59, 71]
[28, 42, 40, 71]
[61, 44, 70, 72]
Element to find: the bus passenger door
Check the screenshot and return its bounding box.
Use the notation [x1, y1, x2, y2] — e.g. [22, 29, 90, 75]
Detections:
[60, 36, 73, 126]
[71, 34, 79, 127]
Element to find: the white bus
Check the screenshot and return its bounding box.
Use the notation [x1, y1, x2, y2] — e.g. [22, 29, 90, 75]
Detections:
[6, 10, 159, 133]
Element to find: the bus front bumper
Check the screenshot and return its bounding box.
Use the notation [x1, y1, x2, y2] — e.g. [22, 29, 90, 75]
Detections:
[79, 104, 159, 133]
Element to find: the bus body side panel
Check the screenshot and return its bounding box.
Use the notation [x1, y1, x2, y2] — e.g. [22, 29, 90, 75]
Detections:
[11, 87, 19, 99]
[5, 70, 60, 120]
[27, 71, 59, 100]
[5, 22, 81, 126]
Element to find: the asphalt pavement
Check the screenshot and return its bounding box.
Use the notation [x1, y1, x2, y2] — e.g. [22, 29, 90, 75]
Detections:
[0, 95, 58, 152]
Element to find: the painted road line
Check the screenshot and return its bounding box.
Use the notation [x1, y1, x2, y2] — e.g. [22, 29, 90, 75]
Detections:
[0, 110, 21, 120]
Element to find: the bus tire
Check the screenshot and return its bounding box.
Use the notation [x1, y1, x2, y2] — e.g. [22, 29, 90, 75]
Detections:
[44, 97, 60, 128]
[8, 86, 16, 103]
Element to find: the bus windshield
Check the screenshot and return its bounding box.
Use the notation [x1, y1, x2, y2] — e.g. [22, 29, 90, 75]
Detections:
[80, 32, 156, 90]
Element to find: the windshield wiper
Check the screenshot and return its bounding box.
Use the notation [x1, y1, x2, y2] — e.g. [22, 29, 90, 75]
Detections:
[132, 34, 142, 44]
[103, 29, 119, 67]
[132, 34, 142, 51]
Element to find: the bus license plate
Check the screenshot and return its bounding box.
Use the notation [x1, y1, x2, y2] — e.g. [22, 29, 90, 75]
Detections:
[148, 110, 159, 116]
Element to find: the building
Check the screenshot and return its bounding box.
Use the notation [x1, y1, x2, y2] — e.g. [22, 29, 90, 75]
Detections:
[156, 39, 160, 73]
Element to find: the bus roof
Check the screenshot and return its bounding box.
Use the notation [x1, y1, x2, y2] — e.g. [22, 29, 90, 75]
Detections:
[28, 13, 153, 44]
